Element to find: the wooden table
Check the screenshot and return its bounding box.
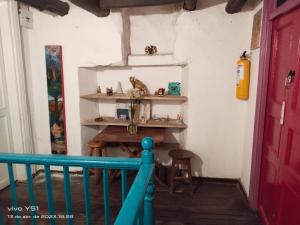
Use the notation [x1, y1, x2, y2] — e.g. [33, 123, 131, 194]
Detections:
[90, 126, 167, 183]
[94, 126, 165, 143]
[93, 126, 166, 182]
[93, 126, 166, 157]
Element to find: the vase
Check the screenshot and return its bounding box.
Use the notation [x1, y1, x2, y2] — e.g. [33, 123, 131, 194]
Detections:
[127, 121, 137, 135]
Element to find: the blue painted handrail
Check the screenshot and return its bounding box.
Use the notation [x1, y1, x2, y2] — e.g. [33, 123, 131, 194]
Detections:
[0, 137, 155, 225]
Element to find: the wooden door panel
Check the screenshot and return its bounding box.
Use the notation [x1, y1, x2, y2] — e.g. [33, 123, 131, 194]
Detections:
[277, 9, 300, 225]
[264, 116, 281, 157]
[290, 78, 300, 110]
[284, 129, 300, 173]
[259, 158, 280, 225]
[278, 186, 300, 225]
[0, 116, 10, 189]
[270, 23, 293, 103]
[0, 28, 12, 190]
[0, 70, 4, 109]
[259, 6, 300, 225]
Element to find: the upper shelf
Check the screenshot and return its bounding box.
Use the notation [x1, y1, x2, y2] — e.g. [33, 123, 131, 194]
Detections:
[127, 54, 187, 67]
[81, 54, 188, 70]
[80, 93, 188, 102]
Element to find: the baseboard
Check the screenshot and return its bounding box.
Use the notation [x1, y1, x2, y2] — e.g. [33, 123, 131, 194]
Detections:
[192, 176, 240, 184]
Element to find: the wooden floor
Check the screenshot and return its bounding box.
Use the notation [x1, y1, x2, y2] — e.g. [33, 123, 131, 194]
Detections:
[0, 173, 262, 225]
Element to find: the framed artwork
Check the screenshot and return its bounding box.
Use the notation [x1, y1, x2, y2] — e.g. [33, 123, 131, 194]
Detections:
[251, 9, 262, 50]
[116, 100, 130, 120]
[45, 46, 67, 154]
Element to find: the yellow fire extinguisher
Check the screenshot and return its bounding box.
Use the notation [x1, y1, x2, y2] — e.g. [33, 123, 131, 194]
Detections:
[236, 51, 250, 100]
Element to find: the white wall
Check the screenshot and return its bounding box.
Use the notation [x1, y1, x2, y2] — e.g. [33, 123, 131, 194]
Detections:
[130, 5, 180, 54]
[173, 2, 253, 178]
[22, 2, 123, 155]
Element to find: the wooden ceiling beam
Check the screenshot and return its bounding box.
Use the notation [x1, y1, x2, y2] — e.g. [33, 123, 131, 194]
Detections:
[19, 0, 69, 16]
[100, 0, 182, 8]
[69, 0, 110, 17]
[225, 0, 247, 14]
[183, 0, 197, 10]
[70, 0, 198, 17]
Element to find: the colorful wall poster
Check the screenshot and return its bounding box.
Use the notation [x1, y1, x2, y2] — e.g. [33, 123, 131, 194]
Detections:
[45, 46, 67, 154]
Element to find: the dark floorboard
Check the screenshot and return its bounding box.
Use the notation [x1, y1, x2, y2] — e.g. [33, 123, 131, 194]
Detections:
[0, 173, 262, 225]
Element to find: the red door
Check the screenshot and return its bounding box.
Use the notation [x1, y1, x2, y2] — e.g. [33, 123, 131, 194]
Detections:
[259, 6, 300, 225]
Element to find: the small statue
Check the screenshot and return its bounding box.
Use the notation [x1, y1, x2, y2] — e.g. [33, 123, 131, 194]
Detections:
[97, 85, 101, 94]
[116, 81, 123, 94]
[106, 87, 113, 96]
[129, 76, 149, 98]
[129, 88, 142, 99]
[145, 45, 158, 55]
[155, 88, 165, 97]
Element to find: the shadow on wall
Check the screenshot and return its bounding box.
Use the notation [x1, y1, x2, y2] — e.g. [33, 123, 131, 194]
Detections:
[196, 0, 227, 10]
[197, 0, 254, 12]
[192, 154, 203, 177]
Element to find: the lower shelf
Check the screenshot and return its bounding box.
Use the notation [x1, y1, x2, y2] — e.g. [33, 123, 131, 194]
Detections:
[81, 117, 187, 129]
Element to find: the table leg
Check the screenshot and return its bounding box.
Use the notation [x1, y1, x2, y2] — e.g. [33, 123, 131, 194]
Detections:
[92, 148, 101, 184]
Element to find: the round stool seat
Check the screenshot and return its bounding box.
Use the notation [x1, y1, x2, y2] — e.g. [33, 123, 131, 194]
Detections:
[168, 149, 194, 160]
[88, 140, 103, 148]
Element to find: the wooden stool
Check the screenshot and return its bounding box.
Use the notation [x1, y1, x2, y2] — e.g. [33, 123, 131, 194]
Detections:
[168, 149, 194, 194]
[88, 140, 104, 184]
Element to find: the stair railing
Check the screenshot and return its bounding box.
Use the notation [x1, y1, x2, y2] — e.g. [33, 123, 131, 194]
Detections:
[0, 137, 155, 225]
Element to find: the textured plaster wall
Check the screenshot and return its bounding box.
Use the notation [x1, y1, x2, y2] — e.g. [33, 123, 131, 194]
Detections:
[129, 5, 180, 54]
[173, 2, 253, 179]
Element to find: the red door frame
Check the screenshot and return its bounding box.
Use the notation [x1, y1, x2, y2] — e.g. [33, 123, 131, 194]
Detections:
[249, 0, 300, 210]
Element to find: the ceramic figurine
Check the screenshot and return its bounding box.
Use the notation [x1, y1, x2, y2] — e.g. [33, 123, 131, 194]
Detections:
[129, 76, 149, 98]
[116, 81, 123, 94]
[97, 85, 101, 94]
[155, 88, 165, 97]
[128, 88, 142, 99]
[168, 82, 181, 95]
[106, 87, 113, 96]
[145, 45, 158, 55]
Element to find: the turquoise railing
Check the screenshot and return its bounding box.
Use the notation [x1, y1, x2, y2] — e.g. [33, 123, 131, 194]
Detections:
[0, 137, 155, 225]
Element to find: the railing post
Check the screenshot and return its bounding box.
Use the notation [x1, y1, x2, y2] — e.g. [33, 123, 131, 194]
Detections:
[141, 137, 154, 225]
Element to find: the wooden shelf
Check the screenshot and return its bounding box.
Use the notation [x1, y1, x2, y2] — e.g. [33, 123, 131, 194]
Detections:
[81, 117, 187, 129]
[80, 93, 188, 102]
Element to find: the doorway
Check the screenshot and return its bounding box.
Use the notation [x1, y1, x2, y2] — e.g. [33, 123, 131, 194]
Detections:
[0, 29, 14, 189]
[257, 3, 300, 225]
[0, 1, 35, 187]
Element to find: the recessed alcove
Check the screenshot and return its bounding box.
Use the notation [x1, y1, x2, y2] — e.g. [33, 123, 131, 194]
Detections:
[79, 63, 189, 161]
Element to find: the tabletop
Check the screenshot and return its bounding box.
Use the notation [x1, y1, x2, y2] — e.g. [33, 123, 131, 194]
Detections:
[93, 126, 166, 144]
